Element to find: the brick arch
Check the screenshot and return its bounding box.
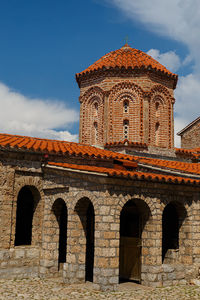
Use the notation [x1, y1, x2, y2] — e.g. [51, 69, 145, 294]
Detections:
[69, 191, 96, 283]
[108, 82, 144, 143]
[80, 86, 104, 145]
[160, 196, 190, 215]
[81, 86, 104, 103]
[48, 193, 69, 209]
[149, 85, 173, 148]
[14, 176, 43, 199]
[115, 194, 156, 220]
[13, 177, 44, 247]
[149, 84, 173, 102]
[161, 197, 191, 264]
[71, 191, 98, 213]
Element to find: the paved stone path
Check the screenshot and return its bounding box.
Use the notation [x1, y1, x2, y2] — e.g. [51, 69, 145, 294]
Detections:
[0, 277, 200, 299]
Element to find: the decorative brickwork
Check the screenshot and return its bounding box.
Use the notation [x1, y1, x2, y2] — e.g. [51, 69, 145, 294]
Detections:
[1, 45, 200, 292]
[77, 45, 176, 150]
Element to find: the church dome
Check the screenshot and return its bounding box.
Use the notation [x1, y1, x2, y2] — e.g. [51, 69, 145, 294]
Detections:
[76, 44, 178, 86]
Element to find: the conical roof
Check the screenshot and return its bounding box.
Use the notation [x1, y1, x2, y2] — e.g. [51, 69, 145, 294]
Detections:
[76, 44, 178, 86]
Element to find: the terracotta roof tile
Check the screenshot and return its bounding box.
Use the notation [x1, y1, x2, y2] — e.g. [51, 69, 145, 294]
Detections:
[0, 133, 199, 181]
[135, 156, 200, 175]
[47, 162, 200, 185]
[0, 133, 135, 161]
[76, 44, 177, 83]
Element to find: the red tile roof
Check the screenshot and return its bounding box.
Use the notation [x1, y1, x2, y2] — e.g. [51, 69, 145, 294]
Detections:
[47, 162, 200, 185]
[76, 44, 178, 82]
[0, 133, 135, 161]
[0, 133, 199, 183]
[135, 155, 200, 175]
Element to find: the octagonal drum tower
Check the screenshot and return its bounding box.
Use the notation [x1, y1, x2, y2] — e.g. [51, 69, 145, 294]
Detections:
[76, 44, 178, 154]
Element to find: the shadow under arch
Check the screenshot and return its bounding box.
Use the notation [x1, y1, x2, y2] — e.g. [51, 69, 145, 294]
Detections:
[15, 185, 41, 246]
[119, 198, 151, 283]
[74, 197, 95, 282]
[162, 201, 187, 263]
[52, 198, 68, 269]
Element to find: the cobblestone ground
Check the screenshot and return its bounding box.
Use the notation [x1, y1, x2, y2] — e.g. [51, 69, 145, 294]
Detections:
[1, 277, 200, 300]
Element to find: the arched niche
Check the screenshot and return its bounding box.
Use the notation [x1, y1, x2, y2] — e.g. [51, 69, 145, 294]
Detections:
[74, 197, 95, 282]
[52, 198, 68, 269]
[119, 199, 151, 283]
[15, 185, 41, 246]
[162, 201, 188, 264]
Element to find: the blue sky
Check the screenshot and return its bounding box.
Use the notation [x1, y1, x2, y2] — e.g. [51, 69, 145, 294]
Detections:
[0, 0, 199, 146]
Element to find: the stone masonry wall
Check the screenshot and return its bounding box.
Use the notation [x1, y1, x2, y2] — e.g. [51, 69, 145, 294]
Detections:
[0, 246, 40, 279]
[181, 121, 200, 149]
[0, 158, 200, 291]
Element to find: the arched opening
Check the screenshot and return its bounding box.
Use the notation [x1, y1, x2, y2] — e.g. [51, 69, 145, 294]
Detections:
[75, 198, 95, 282]
[119, 199, 151, 283]
[86, 202, 95, 281]
[15, 186, 34, 246]
[162, 202, 187, 263]
[52, 199, 67, 269]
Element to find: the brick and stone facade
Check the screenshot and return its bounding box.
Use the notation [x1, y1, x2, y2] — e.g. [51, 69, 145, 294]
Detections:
[0, 45, 200, 292]
[0, 143, 200, 291]
[178, 116, 200, 149]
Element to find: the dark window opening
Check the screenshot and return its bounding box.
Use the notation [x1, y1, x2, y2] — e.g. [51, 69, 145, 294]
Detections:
[58, 202, 67, 264]
[52, 199, 68, 269]
[124, 100, 129, 113]
[120, 202, 140, 238]
[15, 186, 34, 246]
[162, 203, 179, 262]
[85, 202, 94, 282]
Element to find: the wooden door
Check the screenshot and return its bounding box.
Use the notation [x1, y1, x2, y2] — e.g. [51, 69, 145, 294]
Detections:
[119, 236, 141, 281]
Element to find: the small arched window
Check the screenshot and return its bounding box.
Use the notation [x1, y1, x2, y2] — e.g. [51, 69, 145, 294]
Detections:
[123, 120, 129, 140]
[123, 100, 129, 113]
[94, 122, 98, 144]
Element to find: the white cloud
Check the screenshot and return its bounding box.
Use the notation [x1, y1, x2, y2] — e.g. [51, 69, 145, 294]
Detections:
[147, 49, 181, 72]
[110, 0, 200, 68]
[109, 0, 200, 147]
[0, 82, 79, 142]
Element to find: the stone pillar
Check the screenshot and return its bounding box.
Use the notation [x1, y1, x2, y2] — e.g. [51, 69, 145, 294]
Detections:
[63, 206, 87, 284]
[93, 204, 119, 291]
[141, 212, 163, 287]
[39, 195, 59, 276]
[0, 167, 15, 249]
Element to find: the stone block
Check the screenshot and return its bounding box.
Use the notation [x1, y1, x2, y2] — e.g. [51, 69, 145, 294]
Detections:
[108, 276, 118, 284]
[146, 273, 157, 282]
[162, 264, 174, 273]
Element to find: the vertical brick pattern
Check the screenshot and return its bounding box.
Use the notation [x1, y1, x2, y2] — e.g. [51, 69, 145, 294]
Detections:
[80, 87, 104, 146]
[78, 73, 175, 149]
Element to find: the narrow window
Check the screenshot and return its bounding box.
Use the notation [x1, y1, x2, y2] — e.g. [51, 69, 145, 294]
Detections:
[94, 122, 98, 144]
[124, 101, 129, 113]
[94, 102, 98, 117]
[155, 102, 159, 117]
[15, 187, 34, 246]
[155, 122, 160, 146]
[123, 120, 129, 140]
